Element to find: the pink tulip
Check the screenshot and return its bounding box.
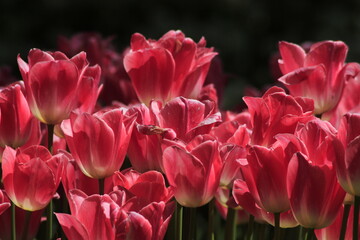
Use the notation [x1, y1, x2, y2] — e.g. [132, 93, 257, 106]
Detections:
[56, 189, 120, 240]
[127, 97, 221, 172]
[0, 82, 41, 156]
[278, 41, 359, 115]
[2, 145, 65, 211]
[163, 134, 222, 207]
[112, 169, 173, 211]
[243, 86, 314, 147]
[124, 30, 217, 105]
[287, 119, 346, 228]
[62, 109, 136, 179]
[17, 49, 98, 124]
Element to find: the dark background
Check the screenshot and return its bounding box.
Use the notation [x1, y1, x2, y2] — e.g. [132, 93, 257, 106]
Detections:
[1, 0, 360, 108]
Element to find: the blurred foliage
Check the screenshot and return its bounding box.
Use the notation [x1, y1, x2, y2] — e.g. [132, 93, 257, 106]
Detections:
[1, 0, 360, 108]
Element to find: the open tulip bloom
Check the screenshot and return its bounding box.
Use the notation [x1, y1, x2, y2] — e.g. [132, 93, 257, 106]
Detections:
[2, 31, 360, 240]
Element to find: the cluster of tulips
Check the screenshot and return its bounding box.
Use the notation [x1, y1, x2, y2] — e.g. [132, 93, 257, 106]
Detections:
[0, 30, 360, 240]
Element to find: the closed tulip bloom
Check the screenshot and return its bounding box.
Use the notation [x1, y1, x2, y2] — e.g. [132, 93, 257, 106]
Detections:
[163, 135, 222, 207]
[17, 49, 93, 124]
[287, 120, 346, 229]
[56, 189, 120, 240]
[2, 145, 65, 211]
[62, 109, 136, 179]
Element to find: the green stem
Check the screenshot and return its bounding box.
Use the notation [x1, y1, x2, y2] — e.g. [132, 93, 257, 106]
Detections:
[47, 124, 54, 154]
[274, 212, 281, 240]
[99, 178, 105, 195]
[208, 199, 215, 240]
[46, 200, 53, 240]
[175, 202, 183, 240]
[298, 226, 304, 240]
[225, 207, 237, 240]
[22, 210, 31, 240]
[46, 124, 54, 240]
[304, 228, 314, 240]
[339, 204, 351, 240]
[246, 214, 254, 240]
[188, 207, 197, 240]
[354, 196, 360, 240]
[11, 202, 16, 240]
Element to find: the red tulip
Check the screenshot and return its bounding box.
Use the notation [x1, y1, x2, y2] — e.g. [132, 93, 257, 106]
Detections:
[2, 145, 65, 211]
[17, 49, 95, 124]
[334, 113, 360, 196]
[56, 189, 120, 240]
[243, 86, 314, 147]
[127, 97, 221, 172]
[112, 169, 173, 211]
[62, 109, 136, 179]
[0, 82, 40, 151]
[163, 134, 222, 207]
[278, 41, 358, 115]
[124, 30, 217, 105]
[287, 119, 346, 228]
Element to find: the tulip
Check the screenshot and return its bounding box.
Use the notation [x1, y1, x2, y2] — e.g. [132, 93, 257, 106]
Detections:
[127, 97, 221, 172]
[1, 145, 65, 211]
[112, 169, 173, 211]
[243, 86, 314, 147]
[163, 134, 222, 207]
[116, 201, 175, 240]
[0, 82, 40, 152]
[124, 30, 217, 106]
[55, 189, 120, 240]
[17, 49, 95, 124]
[278, 40, 359, 115]
[62, 109, 136, 179]
[287, 120, 346, 229]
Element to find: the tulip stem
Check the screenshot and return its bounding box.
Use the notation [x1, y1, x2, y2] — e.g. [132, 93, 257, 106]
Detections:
[175, 202, 183, 240]
[46, 124, 54, 240]
[246, 214, 254, 240]
[22, 210, 31, 240]
[188, 207, 197, 240]
[225, 207, 237, 240]
[46, 200, 53, 240]
[99, 178, 105, 195]
[304, 228, 315, 240]
[274, 212, 281, 240]
[47, 124, 54, 154]
[11, 202, 16, 240]
[298, 226, 304, 240]
[208, 199, 215, 240]
[339, 204, 351, 240]
[354, 196, 360, 240]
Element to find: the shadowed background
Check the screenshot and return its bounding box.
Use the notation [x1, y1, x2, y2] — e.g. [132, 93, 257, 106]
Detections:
[1, 0, 359, 108]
